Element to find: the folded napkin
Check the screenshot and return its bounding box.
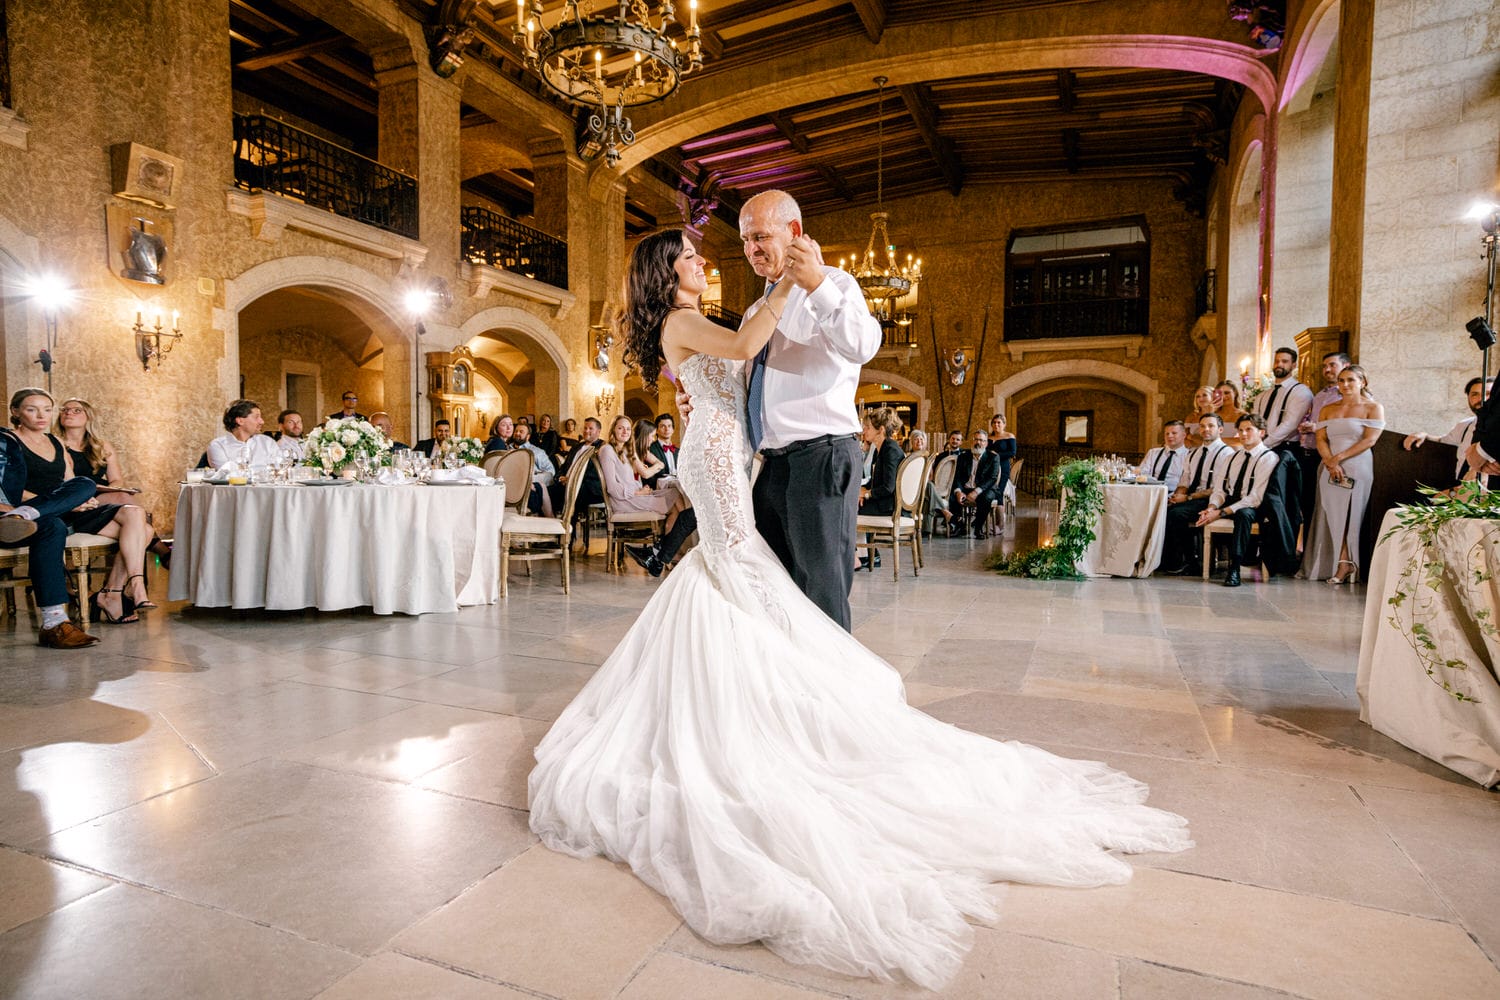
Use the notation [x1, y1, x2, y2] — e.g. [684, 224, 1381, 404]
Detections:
[376, 468, 411, 486]
[428, 466, 495, 485]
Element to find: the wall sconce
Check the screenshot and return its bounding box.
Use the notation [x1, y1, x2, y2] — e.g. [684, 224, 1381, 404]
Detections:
[134, 308, 182, 371]
[594, 382, 617, 415]
[22, 273, 74, 393]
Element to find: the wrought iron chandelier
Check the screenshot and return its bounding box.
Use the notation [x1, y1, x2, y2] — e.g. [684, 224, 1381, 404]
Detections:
[840, 77, 923, 322]
[513, 1, 704, 166]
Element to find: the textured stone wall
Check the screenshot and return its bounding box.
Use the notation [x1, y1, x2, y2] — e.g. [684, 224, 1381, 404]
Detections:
[1357, 0, 1500, 432]
[806, 177, 1205, 447]
[1015, 388, 1141, 454]
[1271, 89, 1336, 342]
[239, 327, 385, 425]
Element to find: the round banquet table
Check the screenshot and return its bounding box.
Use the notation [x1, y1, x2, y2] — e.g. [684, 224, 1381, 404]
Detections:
[1072, 481, 1169, 578]
[168, 482, 506, 615]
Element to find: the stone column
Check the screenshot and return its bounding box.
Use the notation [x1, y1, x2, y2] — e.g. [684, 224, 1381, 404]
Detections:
[373, 48, 462, 272]
[1327, 0, 1374, 348]
[530, 135, 590, 295]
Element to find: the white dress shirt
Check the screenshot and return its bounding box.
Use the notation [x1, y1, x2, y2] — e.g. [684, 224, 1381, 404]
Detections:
[1139, 445, 1189, 492]
[1209, 443, 1281, 514]
[743, 267, 882, 451]
[275, 435, 305, 461]
[208, 432, 283, 470]
[1436, 417, 1477, 481]
[1255, 378, 1315, 449]
[1177, 439, 1232, 496]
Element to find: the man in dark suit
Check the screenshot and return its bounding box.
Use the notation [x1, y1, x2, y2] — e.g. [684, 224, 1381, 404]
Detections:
[949, 430, 1002, 537]
[549, 416, 604, 514]
[327, 391, 365, 422]
[646, 412, 678, 489]
[936, 430, 965, 463]
[414, 419, 452, 458]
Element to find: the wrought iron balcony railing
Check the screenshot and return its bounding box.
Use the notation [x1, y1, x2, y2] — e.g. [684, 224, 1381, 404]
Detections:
[232, 114, 419, 240]
[700, 302, 743, 330]
[460, 206, 568, 290]
[0, 0, 11, 109]
[1003, 296, 1145, 341]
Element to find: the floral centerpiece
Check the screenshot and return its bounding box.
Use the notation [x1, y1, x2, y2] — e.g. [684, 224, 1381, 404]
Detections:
[988, 459, 1106, 580]
[303, 416, 391, 475]
[1240, 370, 1275, 409]
[438, 436, 486, 466]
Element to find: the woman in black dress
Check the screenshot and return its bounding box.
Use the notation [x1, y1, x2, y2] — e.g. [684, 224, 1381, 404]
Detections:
[12, 389, 153, 622]
[55, 397, 172, 565]
[535, 414, 562, 463]
[857, 407, 906, 570]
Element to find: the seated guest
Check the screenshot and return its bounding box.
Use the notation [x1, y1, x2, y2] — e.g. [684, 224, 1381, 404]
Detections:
[1185, 387, 1217, 447]
[511, 420, 556, 515]
[269, 409, 305, 460]
[908, 429, 929, 454]
[548, 416, 604, 517]
[1302, 365, 1385, 584]
[367, 411, 407, 450]
[598, 415, 685, 520]
[207, 399, 282, 469]
[1160, 412, 1235, 575]
[648, 412, 678, 487]
[535, 414, 561, 462]
[985, 413, 1018, 500]
[1193, 414, 1282, 587]
[1404, 376, 1492, 490]
[1214, 380, 1247, 448]
[11, 388, 154, 622]
[55, 398, 172, 565]
[556, 418, 581, 460]
[485, 414, 515, 454]
[936, 430, 965, 462]
[859, 407, 905, 516]
[950, 430, 1002, 538]
[0, 424, 101, 648]
[327, 391, 364, 422]
[1138, 420, 1190, 490]
[414, 419, 452, 458]
[632, 419, 667, 485]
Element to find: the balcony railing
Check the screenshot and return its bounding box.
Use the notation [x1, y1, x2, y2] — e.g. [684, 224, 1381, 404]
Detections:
[701, 302, 742, 330]
[460, 206, 568, 290]
[1015, 446, 1146, 497]
[232, 114, 419, 240]
[1003, 297, 1145, 341]
[1, 0, 11, 109]
[1195, 268, 1218, 315]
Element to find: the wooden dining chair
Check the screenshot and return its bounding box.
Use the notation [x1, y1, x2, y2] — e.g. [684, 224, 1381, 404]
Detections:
[487, 449, 535, 514]
[855, 452, 929, 580]
[589, 451, 665, 573]
[501, 454, 588, 597]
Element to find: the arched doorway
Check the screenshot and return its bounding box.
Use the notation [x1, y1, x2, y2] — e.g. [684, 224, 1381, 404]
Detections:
[857, 367, 930, 433]
[989, 360, 1163, 453]
[457, 306, 570, 425]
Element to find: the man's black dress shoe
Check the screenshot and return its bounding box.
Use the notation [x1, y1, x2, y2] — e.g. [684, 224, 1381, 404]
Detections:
[625, 544, 663, 578]
[858, 553, 882, 570]
[1222, 567, 1242, 587]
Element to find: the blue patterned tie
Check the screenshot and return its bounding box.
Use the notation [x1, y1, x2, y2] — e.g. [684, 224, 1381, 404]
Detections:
[745, 282, 777, 453]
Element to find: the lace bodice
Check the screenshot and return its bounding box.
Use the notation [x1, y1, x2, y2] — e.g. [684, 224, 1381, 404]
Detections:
[674, 352, 755, 554]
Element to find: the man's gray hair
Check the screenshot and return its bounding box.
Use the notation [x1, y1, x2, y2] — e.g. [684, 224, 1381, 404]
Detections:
[741, 189, 802, 228]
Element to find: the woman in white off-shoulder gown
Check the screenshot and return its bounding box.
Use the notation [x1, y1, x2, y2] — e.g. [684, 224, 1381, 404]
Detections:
[528, 230, 1192, 991]
[1301, 365, 1386, 584]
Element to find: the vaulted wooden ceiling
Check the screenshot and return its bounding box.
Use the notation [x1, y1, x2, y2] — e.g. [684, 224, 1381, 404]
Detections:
[231, 0, 1252, 228]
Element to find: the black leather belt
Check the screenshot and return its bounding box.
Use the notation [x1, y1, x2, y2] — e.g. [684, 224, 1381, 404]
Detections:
[758, 433, 860, 458]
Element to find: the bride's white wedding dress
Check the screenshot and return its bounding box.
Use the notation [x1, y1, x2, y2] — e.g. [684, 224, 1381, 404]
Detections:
[528, 352, 1192, 990]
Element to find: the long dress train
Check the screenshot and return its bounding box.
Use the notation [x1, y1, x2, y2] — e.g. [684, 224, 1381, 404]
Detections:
[1301, 417, 1384, 579]
[528, 352, 1192, 990]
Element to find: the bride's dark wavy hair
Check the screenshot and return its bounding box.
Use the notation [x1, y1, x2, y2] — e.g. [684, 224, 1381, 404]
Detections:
[622, 229, 689, 393]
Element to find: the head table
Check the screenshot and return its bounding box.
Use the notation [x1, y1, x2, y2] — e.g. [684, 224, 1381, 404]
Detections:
[168, 482, 506, 615]
[1071, 481, 1169, 578]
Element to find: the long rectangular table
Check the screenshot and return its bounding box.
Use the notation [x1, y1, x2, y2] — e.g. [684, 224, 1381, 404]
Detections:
[168, 482, 506, 615]
[1358, 510, 1500, 786]
[1074, 482, 1169, 578]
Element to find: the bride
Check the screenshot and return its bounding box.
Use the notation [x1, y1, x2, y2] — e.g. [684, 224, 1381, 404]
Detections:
[528, 229, 1193, 990]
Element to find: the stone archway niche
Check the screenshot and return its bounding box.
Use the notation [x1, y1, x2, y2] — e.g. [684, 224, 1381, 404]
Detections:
[989, 360, 1164, 453]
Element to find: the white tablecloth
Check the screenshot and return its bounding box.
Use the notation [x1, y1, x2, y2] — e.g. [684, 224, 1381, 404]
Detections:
[1072, 482, 1168, 578]
[1358, 510, 1500, 786]
[168, 483, 506, 615]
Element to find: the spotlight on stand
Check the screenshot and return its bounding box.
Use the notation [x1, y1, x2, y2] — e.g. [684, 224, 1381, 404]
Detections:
[1468, 200, 1500, 402]
[1468, 316, 1497, 350]
[22, 273, 75, 393]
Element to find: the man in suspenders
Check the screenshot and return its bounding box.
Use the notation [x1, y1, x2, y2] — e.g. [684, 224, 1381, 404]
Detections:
[1254, 347, 1315, 544]
[1194, 414, 1282, 586]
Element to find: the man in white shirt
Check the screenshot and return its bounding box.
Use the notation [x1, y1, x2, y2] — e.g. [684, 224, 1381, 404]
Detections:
[1254, 346, 1315, 535]
[207, 400, 283, 470]
[738, 189, 882, 630]
[271, 409, 305, 461]
[511, 421, 556, 515]
[1138, 420, 1189, 491]
[1160, 412, 1235, 574]
[1405, 376, 1491, 489]
[1194, 414, 1282, 586]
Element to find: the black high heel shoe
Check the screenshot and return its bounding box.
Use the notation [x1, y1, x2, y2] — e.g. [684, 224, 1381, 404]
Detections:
[91, 587, 139, 624]
[126, 574, 158, 610]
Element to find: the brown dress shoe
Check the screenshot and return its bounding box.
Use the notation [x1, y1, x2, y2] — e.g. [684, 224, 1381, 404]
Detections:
[0, 516, 37, 544]
[38, 621, 101, 648]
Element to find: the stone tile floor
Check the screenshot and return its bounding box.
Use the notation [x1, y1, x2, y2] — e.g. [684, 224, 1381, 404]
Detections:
[1, 511, 1497, 999]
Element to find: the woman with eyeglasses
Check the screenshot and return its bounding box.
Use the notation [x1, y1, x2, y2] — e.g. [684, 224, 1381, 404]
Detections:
[55, 398, 173, 567]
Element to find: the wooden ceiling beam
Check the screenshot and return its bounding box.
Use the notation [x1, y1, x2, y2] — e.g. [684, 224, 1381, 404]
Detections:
[849, 0, 887, 43]
[236, 30, 345, 71]
[1056, 69, 1076, 111]
[897, 82, 963, 196]
[817, 165, 856, 203]
[768, 112, 810, 154]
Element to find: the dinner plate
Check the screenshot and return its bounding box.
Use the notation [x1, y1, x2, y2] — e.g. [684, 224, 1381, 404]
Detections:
[296, 478, 354, 487]
[424, 479, 482, 486]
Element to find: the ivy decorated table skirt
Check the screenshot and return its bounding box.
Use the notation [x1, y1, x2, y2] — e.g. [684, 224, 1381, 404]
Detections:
[168, 482, 507, 615]
[1358, 510, 1500, 787]
[1072, 482, 1169, 578]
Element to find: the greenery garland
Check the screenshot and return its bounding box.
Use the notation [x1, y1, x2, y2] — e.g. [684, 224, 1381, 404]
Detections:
[988, 459, 1107, 580]
[1381, 482, 1500, 704]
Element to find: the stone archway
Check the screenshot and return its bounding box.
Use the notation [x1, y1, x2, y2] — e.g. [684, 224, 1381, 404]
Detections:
[858, 366, 931, 433]
[457, 305, 571, 420]
[989, 360, 1163, 452]
[219, 255, 415, 434]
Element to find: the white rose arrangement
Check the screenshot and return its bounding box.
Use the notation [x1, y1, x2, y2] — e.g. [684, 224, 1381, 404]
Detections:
[441, 436, 486, 466]
[303, 416, 391, 474]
